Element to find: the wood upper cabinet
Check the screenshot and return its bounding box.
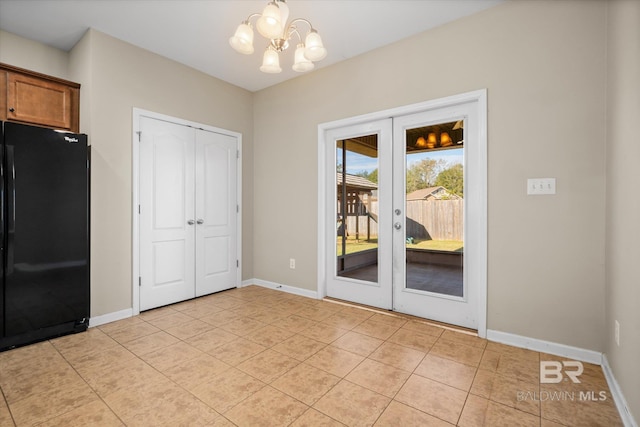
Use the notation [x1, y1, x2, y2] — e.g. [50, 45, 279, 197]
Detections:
[0, 63, 80, 132]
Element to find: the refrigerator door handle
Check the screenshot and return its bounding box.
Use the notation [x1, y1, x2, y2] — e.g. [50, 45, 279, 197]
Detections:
[7, 146, 15, 275]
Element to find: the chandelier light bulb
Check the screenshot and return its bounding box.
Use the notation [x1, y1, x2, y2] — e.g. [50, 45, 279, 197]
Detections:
[440, 132, 453, 147]
[304, 30, 327, 61]
[260, 48, 282, 73]
[256, 2, 283, 39]
[292, 44, 314, 72]
[427, 133, 437, 149]
[229, 22, 254, 55]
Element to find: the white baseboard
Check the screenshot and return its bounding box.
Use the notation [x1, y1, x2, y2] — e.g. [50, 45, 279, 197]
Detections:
[602, 354, 638, 427]
[89, 308, 133, 328]
[486, 329, 602, 365]
[486, 329, 639, 425]
[88, 279, 316, 328]
[242, 278, 319, 300]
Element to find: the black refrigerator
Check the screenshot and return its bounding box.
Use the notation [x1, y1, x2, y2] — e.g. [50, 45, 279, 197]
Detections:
[0, 122, 90, 351]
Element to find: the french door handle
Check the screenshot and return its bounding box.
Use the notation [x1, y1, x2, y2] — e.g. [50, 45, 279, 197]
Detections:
[187, 220, 195, 225]
[196, 219, 204, 225]
[394, 222, 402, 230]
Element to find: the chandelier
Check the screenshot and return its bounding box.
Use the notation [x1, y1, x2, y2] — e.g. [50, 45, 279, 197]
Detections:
[229, 0, 327, 73]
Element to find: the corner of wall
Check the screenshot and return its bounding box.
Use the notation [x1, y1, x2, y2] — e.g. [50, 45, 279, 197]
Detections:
[604, 0, 640, 424]
[68, 29, 93, 135]
[0, 29, 70, 79]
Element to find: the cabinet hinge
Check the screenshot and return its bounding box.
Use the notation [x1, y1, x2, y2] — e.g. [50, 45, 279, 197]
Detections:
[236, 205, 239, 213]
[237, 150, 240, 159]
[136, 131, 142, 142]
[138, 276, 142, 287]
[237, 260, 239, 268]
[138, 204, 141, 214]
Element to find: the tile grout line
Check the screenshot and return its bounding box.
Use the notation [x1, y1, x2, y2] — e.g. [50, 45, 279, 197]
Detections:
[139, 312, 258, 423]
[85, 315, 238, 424]
[135, 298, 347, 424]
[46, 337, 130, 427]
[103, 309, 254, 425]
[0, 382, 17, 427]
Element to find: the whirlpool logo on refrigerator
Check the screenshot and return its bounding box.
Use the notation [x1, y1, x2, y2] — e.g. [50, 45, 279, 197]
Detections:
[64, 136, 79, 143]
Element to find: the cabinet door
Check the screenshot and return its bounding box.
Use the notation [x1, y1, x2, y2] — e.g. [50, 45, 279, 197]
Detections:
[7, 72, 78, 131]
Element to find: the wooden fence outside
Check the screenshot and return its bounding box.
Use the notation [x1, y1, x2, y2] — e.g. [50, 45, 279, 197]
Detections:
[344, 199, 463, 241]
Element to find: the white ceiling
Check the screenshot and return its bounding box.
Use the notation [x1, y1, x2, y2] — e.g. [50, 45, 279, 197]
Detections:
[0, 0, 502, 92]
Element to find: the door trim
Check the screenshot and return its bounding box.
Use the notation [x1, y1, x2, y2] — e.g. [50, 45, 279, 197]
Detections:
[132, 108, 242, 315]
[317, 90, 487, 337]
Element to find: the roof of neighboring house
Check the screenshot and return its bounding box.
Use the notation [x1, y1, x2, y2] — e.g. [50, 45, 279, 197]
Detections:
[406, 186, 459, 200]
[336, 173, 378, 190]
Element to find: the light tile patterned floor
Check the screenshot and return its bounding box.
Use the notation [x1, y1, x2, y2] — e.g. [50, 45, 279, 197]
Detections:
[0, 285, 623, 426]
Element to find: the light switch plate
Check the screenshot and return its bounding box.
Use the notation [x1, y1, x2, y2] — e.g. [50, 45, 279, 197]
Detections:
[527, 178, 556, 195]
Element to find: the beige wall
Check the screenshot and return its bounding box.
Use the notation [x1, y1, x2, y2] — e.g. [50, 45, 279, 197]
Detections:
[0, 29, 69, 79]
[0, 29, 254, 317]
[605, 0, 640, 421]
[253, 0, 607, 351]
[68, 29, 93, 135]
[74, 30, 254, 317]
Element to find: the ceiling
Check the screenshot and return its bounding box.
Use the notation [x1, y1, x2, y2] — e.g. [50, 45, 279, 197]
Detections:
[0, 0, 502, 92]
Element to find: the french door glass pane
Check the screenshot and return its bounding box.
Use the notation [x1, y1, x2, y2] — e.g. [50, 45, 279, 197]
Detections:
[336, 134, 379, 283]
[404, 121, 464, 296]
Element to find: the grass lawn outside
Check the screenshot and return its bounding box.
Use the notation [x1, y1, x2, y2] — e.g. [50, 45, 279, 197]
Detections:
[408, 239, 464, 252]
[337, 237, 463, 255]
[337, 237, 377, 255]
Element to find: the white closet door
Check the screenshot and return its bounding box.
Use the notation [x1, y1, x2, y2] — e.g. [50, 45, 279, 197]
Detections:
[139, 117, 196, 310]
[194, 129, 238, 296]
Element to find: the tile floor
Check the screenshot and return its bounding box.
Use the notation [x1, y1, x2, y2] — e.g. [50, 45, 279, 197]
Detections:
[0, 285, 623, 426]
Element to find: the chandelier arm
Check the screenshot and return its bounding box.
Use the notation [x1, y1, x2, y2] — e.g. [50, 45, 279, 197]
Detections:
[243, 13, 262, 25]
[287, 18, 313, 31]
[287, 26, 302, 43]
[284, 18, 314, 43]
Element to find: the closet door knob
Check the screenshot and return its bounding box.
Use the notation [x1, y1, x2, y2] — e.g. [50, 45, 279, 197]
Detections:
[196, 219, 204, 224]
[187, 220, 195, 225]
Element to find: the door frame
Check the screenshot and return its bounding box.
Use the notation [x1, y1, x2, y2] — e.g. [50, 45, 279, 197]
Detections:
[317, 90, 487, 337]
[132, 108, 242, 315]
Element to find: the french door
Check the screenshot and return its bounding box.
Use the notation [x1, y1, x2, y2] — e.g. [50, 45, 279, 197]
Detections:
[325, 119, 393, 309]
[323, 94, 486, 330]
[392, 103, 481, 328]
[139, 116, 238, 311]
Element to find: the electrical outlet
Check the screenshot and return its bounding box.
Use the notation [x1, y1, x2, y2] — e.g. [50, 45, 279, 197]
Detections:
[289, 258, 295, 269]
[615, 320, 620, 346]
[527, 178, 556, 195]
